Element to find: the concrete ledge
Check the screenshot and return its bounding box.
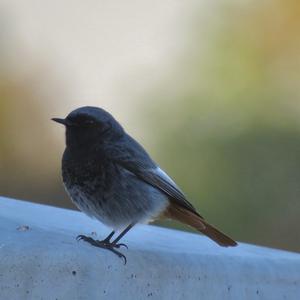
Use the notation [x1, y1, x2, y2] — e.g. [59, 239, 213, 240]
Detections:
[0, 196, 299, 300]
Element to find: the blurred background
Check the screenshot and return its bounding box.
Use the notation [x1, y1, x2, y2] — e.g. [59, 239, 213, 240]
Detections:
[1, 0, 299, 252]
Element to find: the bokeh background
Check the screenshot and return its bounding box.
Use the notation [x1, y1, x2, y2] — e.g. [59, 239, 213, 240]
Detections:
[1, 0, 299, 252]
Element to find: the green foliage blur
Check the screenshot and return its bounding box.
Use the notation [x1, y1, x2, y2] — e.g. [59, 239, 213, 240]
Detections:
[140, 1, 300, 251]
[0, 0, 299, 252]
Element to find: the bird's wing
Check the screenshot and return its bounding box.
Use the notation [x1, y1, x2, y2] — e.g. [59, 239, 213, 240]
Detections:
[126, 164, 200, 214]
[106, 134, 202, 217]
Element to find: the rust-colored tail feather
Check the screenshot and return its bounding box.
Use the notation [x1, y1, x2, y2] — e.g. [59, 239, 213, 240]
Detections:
[164, 203, 237, 247]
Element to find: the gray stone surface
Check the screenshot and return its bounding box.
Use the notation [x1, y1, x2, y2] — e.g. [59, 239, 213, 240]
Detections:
[0, 196, 299, 300]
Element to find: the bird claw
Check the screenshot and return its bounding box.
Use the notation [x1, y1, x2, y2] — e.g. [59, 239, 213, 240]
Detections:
[112, 242, 128, 249]
[112, 250, 127, 265]
[76, 234, 128, 264]
[76, 234, 86, 241]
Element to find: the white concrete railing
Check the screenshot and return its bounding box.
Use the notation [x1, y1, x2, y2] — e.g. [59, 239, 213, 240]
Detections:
[0, 196, 299, 300]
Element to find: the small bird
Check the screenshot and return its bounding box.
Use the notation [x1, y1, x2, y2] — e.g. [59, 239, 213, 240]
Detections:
[52, 106, 237, 263]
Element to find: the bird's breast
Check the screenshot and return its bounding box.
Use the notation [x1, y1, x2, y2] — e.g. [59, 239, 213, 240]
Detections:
[61, 149, 168, 229]
[62, 152, 116, 195]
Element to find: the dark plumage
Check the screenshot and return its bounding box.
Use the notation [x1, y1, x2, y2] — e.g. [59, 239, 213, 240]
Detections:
[52, 106, 237, 263]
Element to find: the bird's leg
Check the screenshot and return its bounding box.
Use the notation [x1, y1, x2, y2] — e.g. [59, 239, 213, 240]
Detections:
[95, 230, 129, 249]
[76, 224, 134, 264]
[111, 223, 134, 246]
[99, 230, 115, 244]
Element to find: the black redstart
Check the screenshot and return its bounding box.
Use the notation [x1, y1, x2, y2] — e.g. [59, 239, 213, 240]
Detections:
[52, 106, 237, 263]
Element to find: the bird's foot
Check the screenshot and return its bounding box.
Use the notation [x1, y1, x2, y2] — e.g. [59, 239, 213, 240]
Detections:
[76, 235, 128, 264]
[99, 235, 128, 249]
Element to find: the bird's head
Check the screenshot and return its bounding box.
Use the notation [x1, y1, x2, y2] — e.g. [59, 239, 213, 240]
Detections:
[52, 106, 124, 149]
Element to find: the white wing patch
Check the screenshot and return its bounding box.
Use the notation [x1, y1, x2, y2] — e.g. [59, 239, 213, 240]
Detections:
[154, 167, 183, 193]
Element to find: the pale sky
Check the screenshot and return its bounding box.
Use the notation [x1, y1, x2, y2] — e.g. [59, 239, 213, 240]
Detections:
[1, 0, 200, 122]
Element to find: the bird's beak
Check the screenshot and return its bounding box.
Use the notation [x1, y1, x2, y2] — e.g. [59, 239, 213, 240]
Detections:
[51, 118, 71, 126]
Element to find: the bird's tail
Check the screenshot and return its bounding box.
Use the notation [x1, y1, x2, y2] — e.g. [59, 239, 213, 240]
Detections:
[164, 203, 237, 247]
